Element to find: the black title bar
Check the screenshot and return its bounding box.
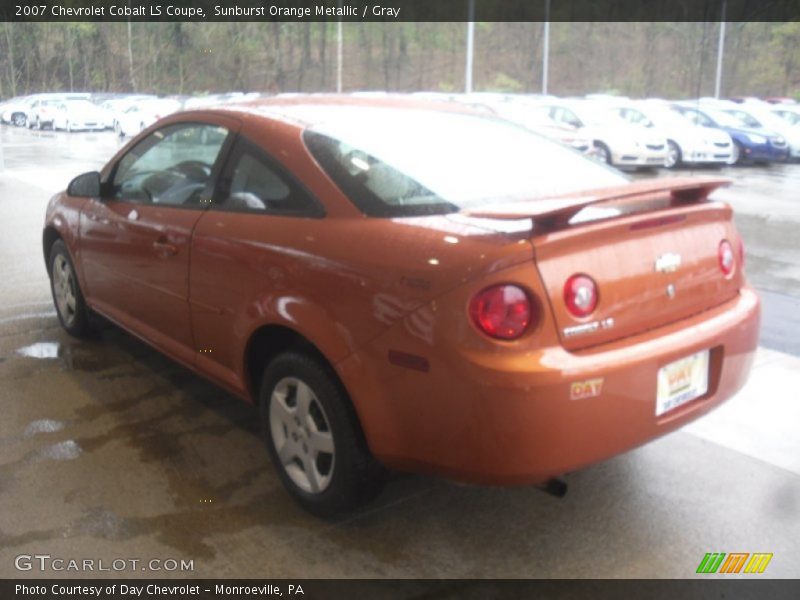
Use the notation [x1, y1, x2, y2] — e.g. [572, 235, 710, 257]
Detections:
[1, 0, 800, 22]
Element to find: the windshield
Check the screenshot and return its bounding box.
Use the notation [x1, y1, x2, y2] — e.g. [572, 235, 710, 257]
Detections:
[723, 109, 765, 129]
[641, 106, 692, 128]
[776, 110, 800, 126]
[735, 108, 788, 131]
[303, 108, 627, 217]
[64, 100, 96, 111]
[704, 108, 750, 128]
[571, 105, 622, 126]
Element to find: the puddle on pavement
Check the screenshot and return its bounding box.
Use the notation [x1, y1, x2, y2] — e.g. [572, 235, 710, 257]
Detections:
[36, 440, 83, 461]
[16, 341, 61, 359]
[24, 419, 66, 437]
[73, 507, 136, 541]
[14, 340, 126, 373]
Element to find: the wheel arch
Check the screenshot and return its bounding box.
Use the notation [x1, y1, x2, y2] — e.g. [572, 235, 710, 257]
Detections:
[42, 226, 62, 274]
[242, 321, 379, 451]
[243, 323, 342, 404]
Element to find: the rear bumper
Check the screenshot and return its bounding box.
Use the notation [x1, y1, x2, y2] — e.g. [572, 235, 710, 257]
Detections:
[340, 286, 760, 485]
[70, 123, 104, 131]
[612, 147, 667, 167]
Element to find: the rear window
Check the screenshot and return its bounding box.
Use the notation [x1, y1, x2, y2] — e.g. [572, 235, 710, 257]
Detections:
[303, 109, 627, 217]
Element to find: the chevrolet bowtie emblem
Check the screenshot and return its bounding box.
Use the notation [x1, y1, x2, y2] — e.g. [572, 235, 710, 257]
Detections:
[655, 252, 682, 273]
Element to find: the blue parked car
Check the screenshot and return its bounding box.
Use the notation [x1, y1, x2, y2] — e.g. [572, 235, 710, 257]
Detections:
[672, 104, 789, 165]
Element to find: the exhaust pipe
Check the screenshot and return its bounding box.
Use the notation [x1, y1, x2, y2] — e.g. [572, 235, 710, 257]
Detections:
[538, 477, 567, 498]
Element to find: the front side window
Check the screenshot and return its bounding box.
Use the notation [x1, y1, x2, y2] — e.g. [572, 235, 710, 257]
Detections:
[303, 108, 626, 218]
[110, 123, 229, 206]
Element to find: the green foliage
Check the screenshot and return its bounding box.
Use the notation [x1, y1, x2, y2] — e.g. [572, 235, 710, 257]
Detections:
[481, 72, 524, 93]
[0, 22, 798, 98]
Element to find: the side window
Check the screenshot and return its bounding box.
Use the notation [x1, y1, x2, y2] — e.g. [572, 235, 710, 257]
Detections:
[685, 110, 712, 127]
[110, 123, 229, 206]
[216, 138, 322, 217]
[629, 110, 652, 127]
[560, 109, 582, 128]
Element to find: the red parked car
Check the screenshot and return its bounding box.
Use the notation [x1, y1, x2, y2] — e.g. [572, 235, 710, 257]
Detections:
[44, 96, 760, 515]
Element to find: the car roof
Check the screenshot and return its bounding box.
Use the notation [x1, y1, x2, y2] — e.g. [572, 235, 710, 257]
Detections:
[210, 94, 481, 129]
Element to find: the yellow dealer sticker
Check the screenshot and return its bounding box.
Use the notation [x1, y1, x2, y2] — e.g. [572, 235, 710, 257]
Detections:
[570, 378, 604, 400]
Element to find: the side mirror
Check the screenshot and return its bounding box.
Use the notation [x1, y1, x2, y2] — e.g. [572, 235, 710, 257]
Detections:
[67, 171, 101, 198]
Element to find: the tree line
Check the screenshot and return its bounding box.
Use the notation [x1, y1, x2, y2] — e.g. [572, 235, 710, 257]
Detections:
[1, 21, 798, 100]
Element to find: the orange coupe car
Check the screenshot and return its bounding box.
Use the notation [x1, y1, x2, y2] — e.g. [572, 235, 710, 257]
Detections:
[44, 96, 760, 515]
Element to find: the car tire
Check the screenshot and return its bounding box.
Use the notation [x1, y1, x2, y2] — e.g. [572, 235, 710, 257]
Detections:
[665, 140, 682, 169]
[729, 141, 743, 165]
[594, 142, 612, 165]
[49, 240, 93, 338]
[259, 352, 385, 517]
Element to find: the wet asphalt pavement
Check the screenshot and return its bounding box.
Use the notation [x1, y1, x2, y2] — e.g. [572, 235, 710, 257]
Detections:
[0, 126, 798, 579]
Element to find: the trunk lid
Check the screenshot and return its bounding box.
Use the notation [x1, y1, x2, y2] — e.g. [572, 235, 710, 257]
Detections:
[464, 177, 745, 350]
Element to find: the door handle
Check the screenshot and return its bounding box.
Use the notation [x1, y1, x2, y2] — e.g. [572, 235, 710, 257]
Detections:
[153, 239, 178, 257]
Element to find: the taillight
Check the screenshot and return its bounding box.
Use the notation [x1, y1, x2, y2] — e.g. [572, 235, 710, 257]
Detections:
[738, 237, 746, 270]
[564, 274, 598, 317]
[718, 239, 735, 277]
[469, 284, 533, 340]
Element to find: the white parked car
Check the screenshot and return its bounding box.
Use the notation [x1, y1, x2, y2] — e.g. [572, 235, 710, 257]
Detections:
[610, 100, 734, 168]
[117, 98, 183, 137]
[537, 99, 669, 168]
[101, 95, 157, 131]
[771, 104, 800, 126]
[771, 105, 800, 153]
[454, 95, 595, 156]
[27, 98, 67, 130]
[52, 100, 107, 132]
[0, 96, 33, 126]
[26, 93, 90, 127]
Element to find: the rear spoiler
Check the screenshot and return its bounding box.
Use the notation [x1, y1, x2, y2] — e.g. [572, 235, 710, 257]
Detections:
[462, 177, 730, 229]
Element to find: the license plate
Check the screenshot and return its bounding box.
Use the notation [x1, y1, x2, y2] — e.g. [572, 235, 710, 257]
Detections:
[656, 349, 710, 416]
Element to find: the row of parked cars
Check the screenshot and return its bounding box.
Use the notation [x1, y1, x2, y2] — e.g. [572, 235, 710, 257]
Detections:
[0, 92, 261, 137]
[412, 92, 800, 169]
[406, 93, 800, 168]
[2, 90, 799, 169]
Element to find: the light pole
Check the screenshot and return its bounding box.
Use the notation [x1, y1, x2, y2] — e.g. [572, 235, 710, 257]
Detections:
[714, 1, 727, 99]
[465, 0, 475, 93]
[542, 0, 550, 94]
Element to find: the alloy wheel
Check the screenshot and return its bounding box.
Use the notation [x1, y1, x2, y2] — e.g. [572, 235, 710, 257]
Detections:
[729, 143, 741, 165]
[665, 141, 680, 168]
[52, 254, 77, 327]
[595, 144, 610, 164]
[269, 377, 335, 494]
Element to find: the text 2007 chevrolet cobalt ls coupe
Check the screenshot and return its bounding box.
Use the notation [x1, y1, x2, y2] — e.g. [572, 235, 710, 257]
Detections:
[44, 97, 760, 515]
